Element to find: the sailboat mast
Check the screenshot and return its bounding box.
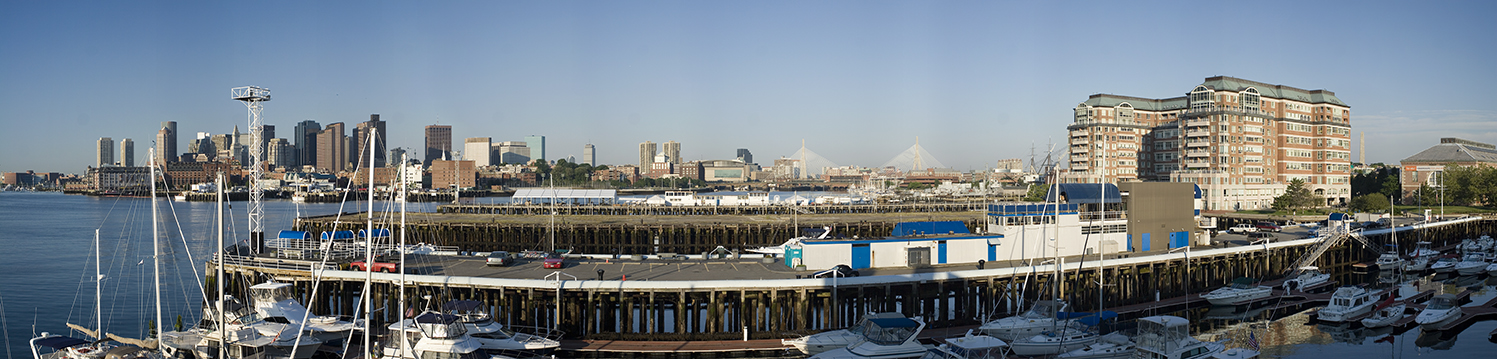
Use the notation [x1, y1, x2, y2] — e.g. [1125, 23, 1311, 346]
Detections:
[95, 229, 102, 338]
[362, 129, 376, 358]
[149, 148, 164, 355]
[216, 173, 226, 359]
[399, 153, 409, 358]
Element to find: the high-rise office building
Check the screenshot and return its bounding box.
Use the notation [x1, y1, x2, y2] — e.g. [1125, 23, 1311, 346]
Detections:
[736, 148, 753, 164]
[354, 114, 387, 168]
[464, 137, 492, 166]
[1065, 76, 1352, 209]
[638, 141, 656, 169]
[120, 138, 134, 167]
[583, 144, 595, 166]
[267, 138, 294, 170]
[97, 137, 114, 167]
[294, 120, 321, 169]
[424, 125, 452, 164]
[496, 141, 530, 164]
[389, 147, 407, 166]
[317, 122, 347, 173]
[156, 121, 177, 164]
[525, 135, 546, 162]
[662, 141, 681, 164]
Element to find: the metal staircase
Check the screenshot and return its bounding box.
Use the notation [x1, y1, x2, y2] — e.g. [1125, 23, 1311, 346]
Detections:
[1286, 228, 1376, 276]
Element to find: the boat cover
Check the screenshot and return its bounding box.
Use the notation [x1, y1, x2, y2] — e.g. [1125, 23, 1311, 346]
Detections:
[33, 336, 88, 349]
[443, 300, 484, 312]
[414, 312, 462, 324]
[321, 230, 354, 240]
[867, 318, 921, 328]
[277, 230, 311, 240]
[358, 228, 390, 238]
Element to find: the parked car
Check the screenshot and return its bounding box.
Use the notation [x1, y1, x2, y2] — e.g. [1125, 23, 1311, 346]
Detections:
[1228, 224, 1258, 234]
[351, 253, 401, 273]
[1247, 232, 1276, 243]
[542, 254, 565, 269]
[486, 251, 513, 267]
[1361, 221, 1385, 230]
[811, 264, 860, 278]
[1254, 222, 1282, 232]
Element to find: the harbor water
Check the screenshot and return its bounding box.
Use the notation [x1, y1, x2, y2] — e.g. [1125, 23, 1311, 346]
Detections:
[2, 191, 1495, 358]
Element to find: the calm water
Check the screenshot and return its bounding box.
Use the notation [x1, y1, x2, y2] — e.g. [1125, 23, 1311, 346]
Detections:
[2, 191, 1495, 358]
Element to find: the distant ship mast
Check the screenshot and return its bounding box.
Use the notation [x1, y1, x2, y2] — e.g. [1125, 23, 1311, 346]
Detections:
[232, 86, 271, 251]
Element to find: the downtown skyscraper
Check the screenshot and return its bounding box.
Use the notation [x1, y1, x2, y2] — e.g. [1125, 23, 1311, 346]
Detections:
[156, 121, 176, 164]
[425, 125, 452, 164]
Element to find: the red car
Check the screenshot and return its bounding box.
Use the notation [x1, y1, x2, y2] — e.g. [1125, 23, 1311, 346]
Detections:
[542, 255, 565, 269]
[351, 254, 401, 273]
[1254, 222, 1282, 232]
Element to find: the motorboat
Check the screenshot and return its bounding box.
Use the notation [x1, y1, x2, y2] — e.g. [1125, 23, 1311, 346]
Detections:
[1201, 278, 1272, 306]
[1374, 252, 1404, 271]
[748, 227, 829, 255]
[1133, 316, 1230, 359]
[1055, 332, 1134, 359]
[1409, 241, 1439, 258]
[1429, 255, 1461, 273]
[1453, 253, 1490, 276]
[1316, 286, 1378, 323]
[1009, 322, 1100, 356]
[380, 311, 488, 359]
[785, 312, 907, 355]
[1414, 294, 1462, 330]
[1212, 348, 1261, 359]
[1282, 267, 1330, 292]
[160, 296, 324, 359]
[809, 317, 928, 359]
[1360, 301, 1405, 328]
[444, 300, 561, 355]
[249, 282, 357, 346]
[1486, 261, 1497, 275]
[919, 331, 1008, 359]
[976, 300, 1079, 341]
[1477, 235, 1495, 252]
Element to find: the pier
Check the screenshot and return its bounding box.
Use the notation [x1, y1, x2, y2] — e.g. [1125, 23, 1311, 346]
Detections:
[201, 214, 1496, 356]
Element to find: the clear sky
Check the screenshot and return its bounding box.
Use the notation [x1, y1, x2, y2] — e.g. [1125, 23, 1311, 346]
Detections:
[3, 1, 1495, 174]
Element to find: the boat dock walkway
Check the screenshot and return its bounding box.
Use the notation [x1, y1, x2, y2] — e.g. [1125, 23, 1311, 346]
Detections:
[558, 324, 983, 357]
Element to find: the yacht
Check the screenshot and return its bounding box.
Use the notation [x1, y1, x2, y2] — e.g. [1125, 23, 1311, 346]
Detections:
[1134, 316, 1233, 359]
[1315, 286, 1378, 323]
[1429, 255, 1461, 273]
[249, 282, 357, 346]
[1201, 278, 1272, 306]
[1374, 252, 1404, 271]
[29, 333, 118, 359]
[976, 300, 1077, 341]
[444, 300, 561, 355]
[786, 312, 907, 355]
[1282, 267, 1330, 292]
[1453, 253, 1489, 276]
[380, 311, 488, 359]
[160, 296, 324, 359]
[1055, 332, 1134, 359]
[748, 227, 829, 255]
[1009, 321, 1100, 356]
[918, 331, 1008, 359]
[809, 317, 928, 359]
[1414, 294, 1463, 330]
[1486, 261, 1497, 275]
[1360, 301, 1405, 328]
[1409, 241, 1440, 258]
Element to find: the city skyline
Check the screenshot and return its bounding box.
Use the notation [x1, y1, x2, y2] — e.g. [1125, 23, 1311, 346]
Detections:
[3, 2, 1496, 174]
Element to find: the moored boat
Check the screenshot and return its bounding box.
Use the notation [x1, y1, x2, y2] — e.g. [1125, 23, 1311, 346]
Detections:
[785, 312, 907, 355]
[1360, 298, 1404, 328]
[1055, 332, 1134, 359]
[1429, 255, 1461, 273]
[809, 317, 928, 359]
[977, 300, 1080, 341]
[1134, 316, 1235, 359]
[1453, 253, 1490, 276]
[1282, 267, 1330, 292]
[1414, 294, 1462, 330]
[919, 331, 1008, 359]
[1316, 286, 1378, 323]
[1009, 322, 1100, 357]
[1202, 278, 1272, 306]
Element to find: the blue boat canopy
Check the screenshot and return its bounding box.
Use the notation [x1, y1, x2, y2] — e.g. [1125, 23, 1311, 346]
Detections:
[413, 312, 461, 324]
[443, 300, 484, 312]
[33, 336, 88, 349]
[1044, 183, 1121, 204]
[1328, 213, 1351, 221]
[321, 230, 355, 240]
[892, 221, 969, 236]
[358, 229, 390, 238]
[277, 230, 311, 240]
[867, 317, 921, 328]
[1074, 311, 1119, 326]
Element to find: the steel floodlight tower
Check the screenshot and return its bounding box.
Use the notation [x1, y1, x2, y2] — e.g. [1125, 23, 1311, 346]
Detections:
[232, 86, 271, 252]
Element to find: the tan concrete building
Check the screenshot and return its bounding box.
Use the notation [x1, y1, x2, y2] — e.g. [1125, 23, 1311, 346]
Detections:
[1399, 138, 1497, 202]
[1067, 76, 1352, 210]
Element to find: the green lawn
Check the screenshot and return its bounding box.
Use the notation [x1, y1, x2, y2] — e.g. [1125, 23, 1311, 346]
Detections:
[1233, 205, 1495, 216]
[1233, 209, 1339, 216]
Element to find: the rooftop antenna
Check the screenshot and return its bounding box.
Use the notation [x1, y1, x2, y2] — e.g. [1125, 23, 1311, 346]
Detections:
[232, 86, 271, 252]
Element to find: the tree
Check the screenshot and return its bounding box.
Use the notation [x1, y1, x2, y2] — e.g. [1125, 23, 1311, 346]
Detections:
[531, 159, 551, 180]
[1023, 183, 1048, 202]
[1271, 179, 1316, 213]
[1348, 193, 1391, 213]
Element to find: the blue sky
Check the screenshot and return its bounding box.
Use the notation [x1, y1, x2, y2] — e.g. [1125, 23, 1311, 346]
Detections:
[3, 1, 1495, 174]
